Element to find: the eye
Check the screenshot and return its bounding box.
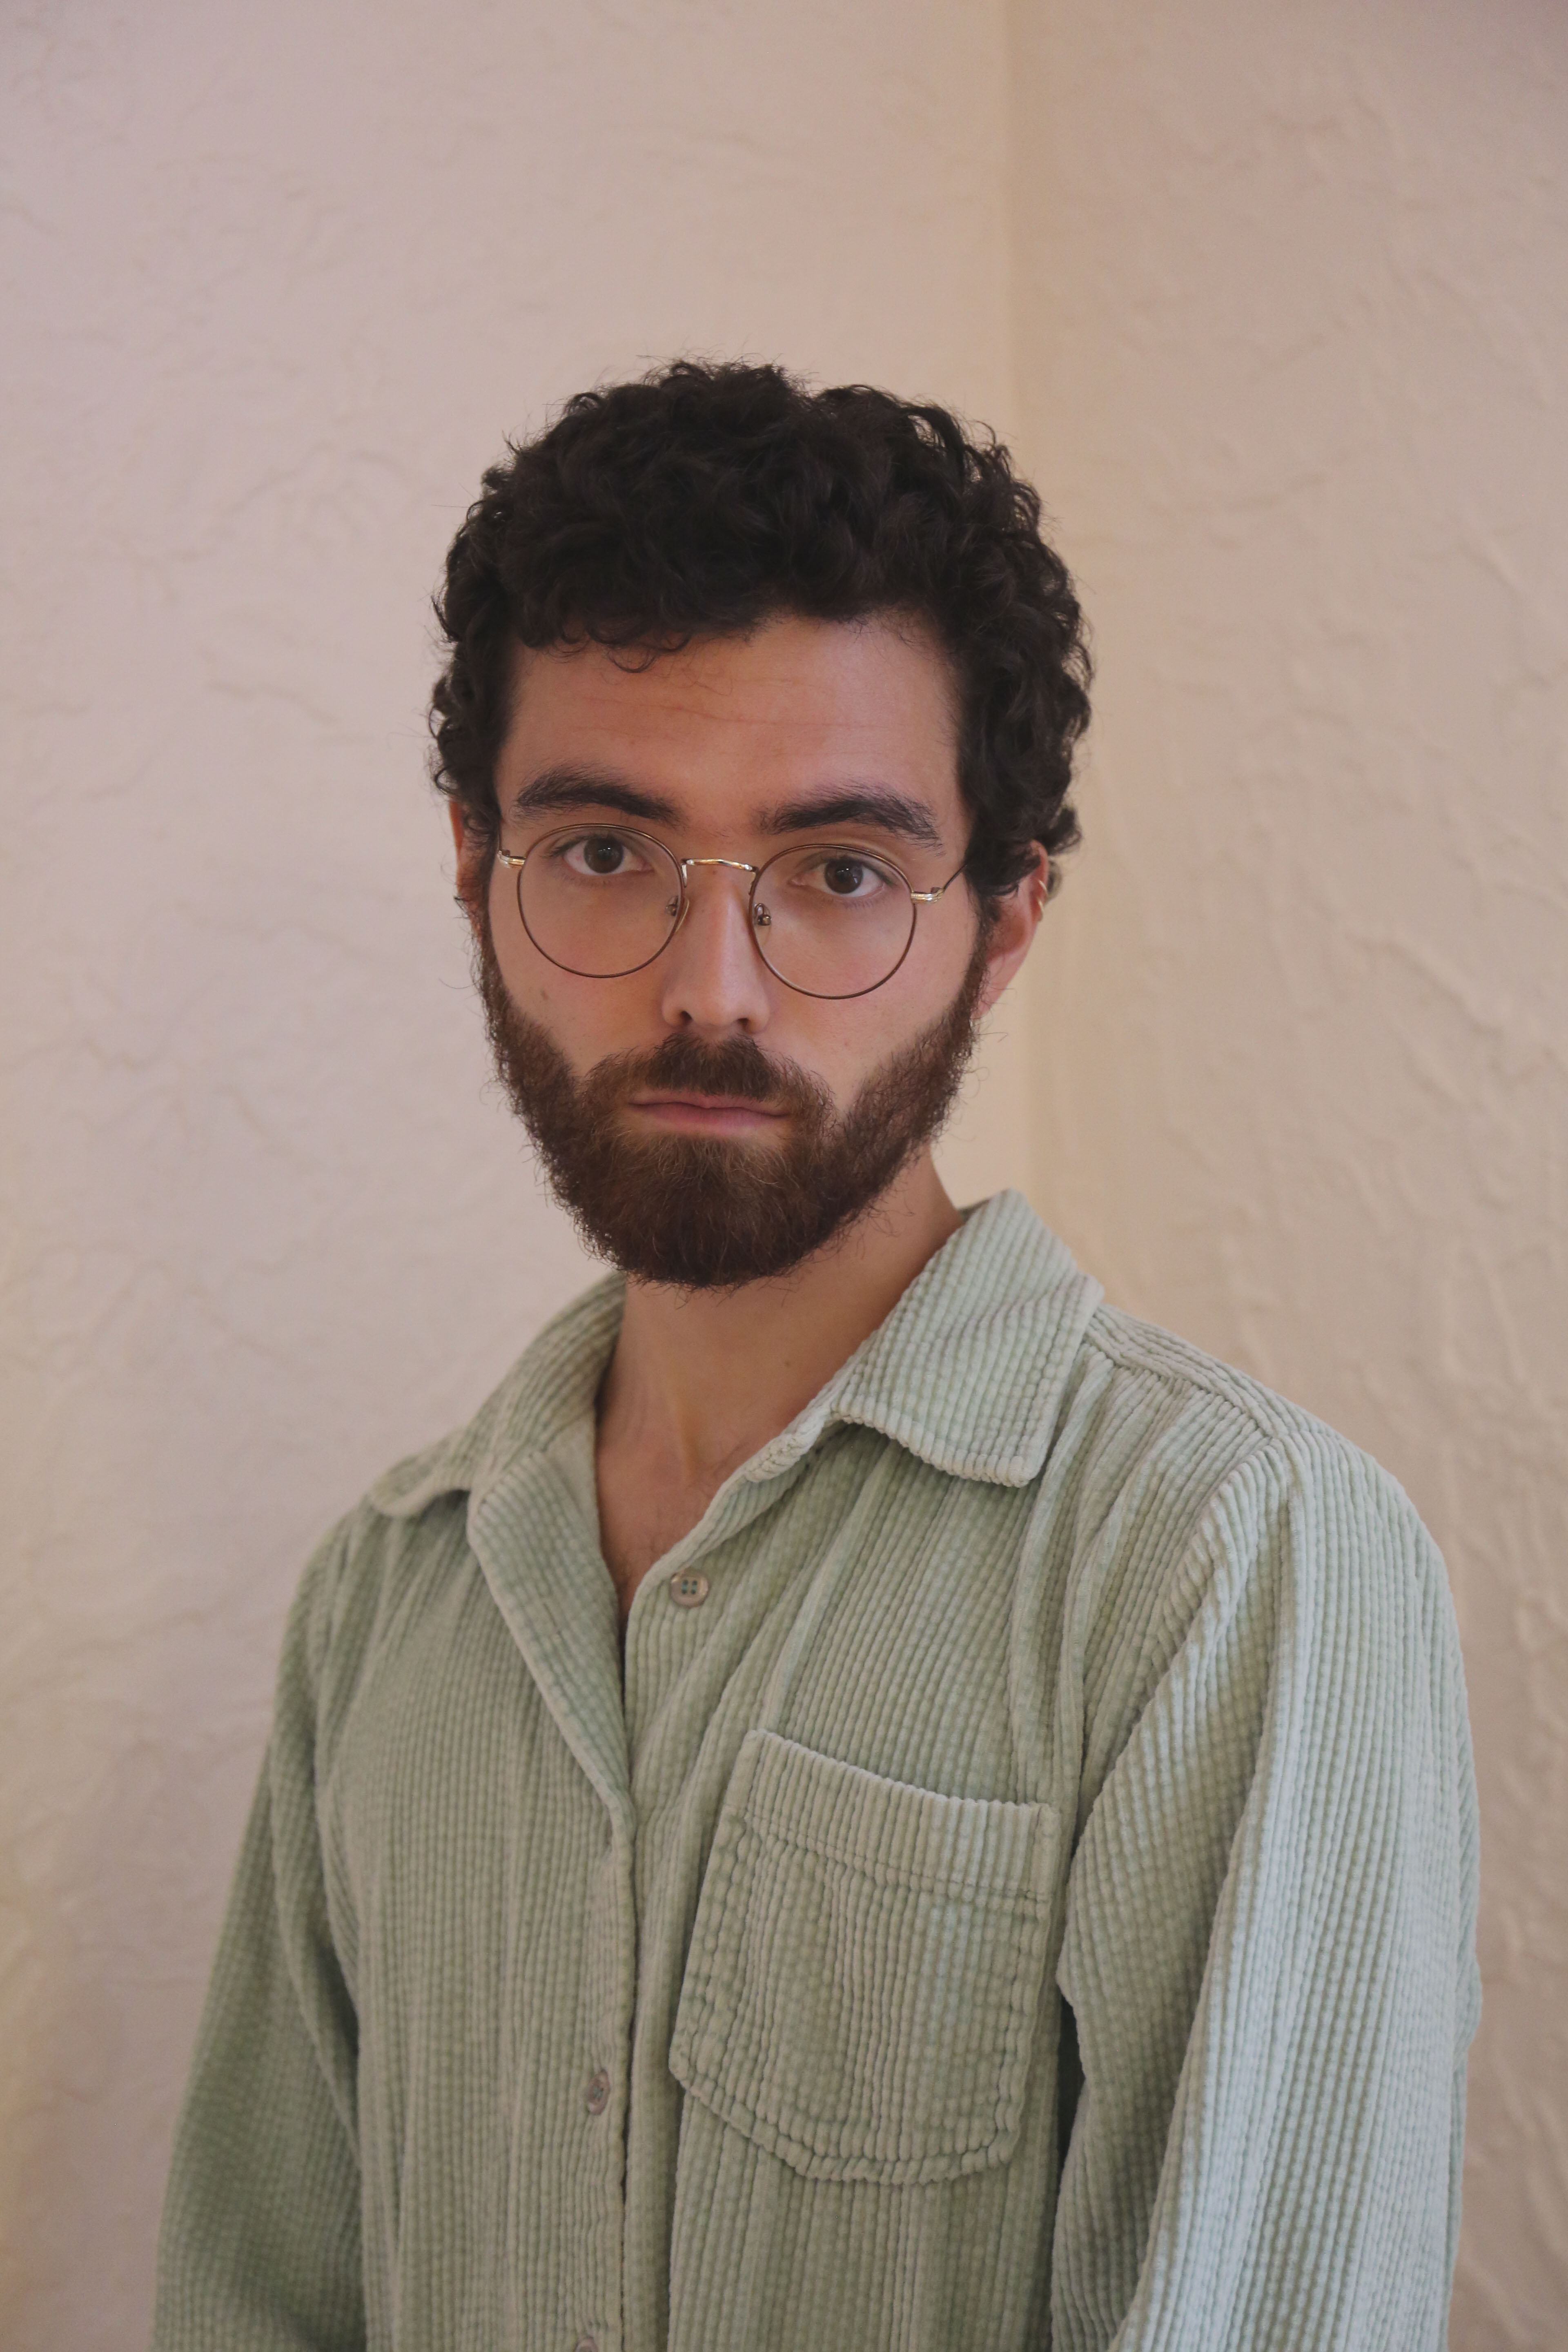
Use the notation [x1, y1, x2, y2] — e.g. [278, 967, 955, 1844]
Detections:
[556, 830, 653, 880]
[790, 848, 901, 902]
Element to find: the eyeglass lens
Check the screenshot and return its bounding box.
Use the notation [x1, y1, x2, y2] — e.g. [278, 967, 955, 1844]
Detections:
[516, 826, 919, 997]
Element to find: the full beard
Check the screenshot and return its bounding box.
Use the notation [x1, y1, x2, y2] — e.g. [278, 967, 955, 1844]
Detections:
[475, 918, 989, 1291]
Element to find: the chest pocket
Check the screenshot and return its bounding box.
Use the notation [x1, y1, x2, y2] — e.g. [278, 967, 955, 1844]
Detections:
[669, 1730, 1060, 2188]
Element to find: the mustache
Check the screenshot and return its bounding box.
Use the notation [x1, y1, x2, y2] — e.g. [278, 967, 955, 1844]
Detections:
[587, 1029, 832, 1116]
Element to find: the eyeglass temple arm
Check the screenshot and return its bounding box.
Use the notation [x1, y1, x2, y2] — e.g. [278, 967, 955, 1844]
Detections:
[910, 859, 970, 904]
[912, 846, 1052, 904]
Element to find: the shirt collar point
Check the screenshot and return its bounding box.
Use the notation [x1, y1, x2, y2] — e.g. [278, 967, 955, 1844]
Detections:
[369, 1272, 625, 1520]
[739, 1193, 1101, 1492]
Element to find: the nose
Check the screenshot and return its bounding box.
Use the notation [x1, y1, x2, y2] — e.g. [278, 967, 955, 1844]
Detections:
[656, 861, 773, 1036]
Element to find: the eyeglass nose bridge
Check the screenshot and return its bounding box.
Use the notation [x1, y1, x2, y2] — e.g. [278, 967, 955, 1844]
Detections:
[668, 854, 766, 938]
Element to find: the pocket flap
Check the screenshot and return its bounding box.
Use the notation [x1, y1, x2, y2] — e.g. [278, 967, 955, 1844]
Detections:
[670, 1731, 1060, 2186]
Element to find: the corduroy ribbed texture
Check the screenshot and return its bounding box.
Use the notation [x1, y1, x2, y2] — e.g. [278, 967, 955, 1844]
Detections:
[151, 1192, 1480, 2352]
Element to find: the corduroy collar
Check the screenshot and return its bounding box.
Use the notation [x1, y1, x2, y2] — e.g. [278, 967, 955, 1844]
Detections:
[369, 1189, 1102, 1520]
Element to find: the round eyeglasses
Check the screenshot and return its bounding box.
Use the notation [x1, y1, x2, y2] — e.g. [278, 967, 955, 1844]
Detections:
[497, 824, 966, 1001]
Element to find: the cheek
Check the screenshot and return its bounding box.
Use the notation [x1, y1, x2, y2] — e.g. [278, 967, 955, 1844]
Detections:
[767, 990, 939, 1109]
[780, 896, 976, 1067]
[497, 935, 673, 1069]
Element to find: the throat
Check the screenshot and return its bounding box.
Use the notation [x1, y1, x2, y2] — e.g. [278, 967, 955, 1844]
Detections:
[591, 1148, 964, 1624]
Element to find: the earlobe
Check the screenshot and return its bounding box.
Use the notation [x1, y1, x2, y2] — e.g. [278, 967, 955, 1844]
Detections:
[974, 850, 1047, 1016]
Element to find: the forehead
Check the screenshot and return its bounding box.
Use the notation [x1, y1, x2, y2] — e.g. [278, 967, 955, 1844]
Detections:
[498, 613, 961, 826]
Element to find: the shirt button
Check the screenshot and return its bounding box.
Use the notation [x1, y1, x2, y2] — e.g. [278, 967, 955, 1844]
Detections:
[585, 2069, 610, 2115]
[573, 2338, 599, 2352]
[669, 1569, 709, 1608]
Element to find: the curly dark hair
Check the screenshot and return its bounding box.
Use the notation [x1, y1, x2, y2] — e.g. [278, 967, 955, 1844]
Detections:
[430, 360, 1090, 900]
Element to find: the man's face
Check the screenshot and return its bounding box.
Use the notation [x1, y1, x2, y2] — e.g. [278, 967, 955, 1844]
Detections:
[463, 612, 1035, 1286]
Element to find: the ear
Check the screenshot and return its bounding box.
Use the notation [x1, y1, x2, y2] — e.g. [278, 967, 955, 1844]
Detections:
[973, 848, 1049, 1018]
[448, 800, 488, 930]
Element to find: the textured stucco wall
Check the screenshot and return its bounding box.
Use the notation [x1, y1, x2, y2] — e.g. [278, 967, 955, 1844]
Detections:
[1012, 3, 1568, 2343]
[5, 0, 1564, 2341]
[0, 4, 1016, 2340]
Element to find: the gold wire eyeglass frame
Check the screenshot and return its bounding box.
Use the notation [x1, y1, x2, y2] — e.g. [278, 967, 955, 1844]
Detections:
[496, 825, 967, 1001]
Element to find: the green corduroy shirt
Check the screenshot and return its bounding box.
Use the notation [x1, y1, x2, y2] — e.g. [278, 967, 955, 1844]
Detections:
[153, 1191, 1480, 2352]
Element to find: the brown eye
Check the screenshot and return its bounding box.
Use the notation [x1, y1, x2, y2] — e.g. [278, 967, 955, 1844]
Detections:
[582, 835, 626, 876]
[822, 856, 868, 897]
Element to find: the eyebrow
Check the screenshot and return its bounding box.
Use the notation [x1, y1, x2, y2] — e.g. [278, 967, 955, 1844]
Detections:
[754, 787, 945, 853]
[508, 766, 682, 828]
[508, 766, 945, 854]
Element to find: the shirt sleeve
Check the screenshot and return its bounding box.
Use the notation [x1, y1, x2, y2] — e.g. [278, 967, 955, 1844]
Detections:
[1051, 1432, 1481, 2352]
[151, 1526, 365, 2352]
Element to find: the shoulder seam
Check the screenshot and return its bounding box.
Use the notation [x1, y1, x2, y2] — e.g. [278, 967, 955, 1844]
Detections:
[1080, 1310, 1285, 1447]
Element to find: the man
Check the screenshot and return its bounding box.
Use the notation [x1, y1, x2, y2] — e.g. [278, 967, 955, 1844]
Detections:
[153, 362, 1479, 2352]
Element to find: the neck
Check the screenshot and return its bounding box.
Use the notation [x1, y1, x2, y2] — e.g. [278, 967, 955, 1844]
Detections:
[597, 1149, 963, 1490]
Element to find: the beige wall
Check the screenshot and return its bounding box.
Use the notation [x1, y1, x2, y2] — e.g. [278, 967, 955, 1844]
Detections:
[1012, 3, 1568, 2343]
[1, 1, 1563, 2343]
[0, 4, 1015, 2341]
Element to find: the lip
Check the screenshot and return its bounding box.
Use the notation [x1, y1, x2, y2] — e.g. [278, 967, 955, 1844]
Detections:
[626, 1090, 786, 1132]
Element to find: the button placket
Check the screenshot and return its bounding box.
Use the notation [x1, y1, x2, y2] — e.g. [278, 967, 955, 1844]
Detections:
[635, 1454, 806, 1630]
